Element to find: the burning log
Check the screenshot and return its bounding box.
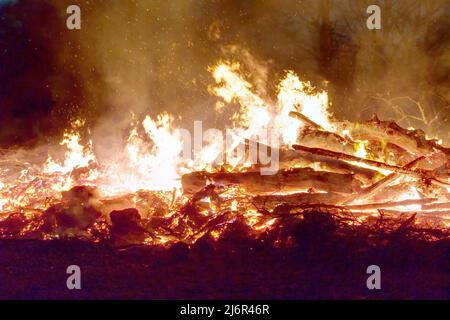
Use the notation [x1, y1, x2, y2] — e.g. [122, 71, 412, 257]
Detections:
[182, 168, 362, 195]
[422, 202, 450, 210]
[270, 198, 435, 217]
[279, 149, 379, 183]
[343, 157, 426, 204]
[243, 140, 379, 182]
[297, 127, 355, 155]
[252, 192, 347, 208]
[337, 116, 450, 157]
[291, 144, 425, 176]
[343, 173, 401, 205]
[345, 198, 435, 210]
[430, 178, 450, 189]
[289, 111, 323, 130]
[291, 113, 450, 167]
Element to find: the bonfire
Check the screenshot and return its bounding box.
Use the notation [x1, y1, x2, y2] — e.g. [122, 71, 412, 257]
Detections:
[0, 61, 449, 247]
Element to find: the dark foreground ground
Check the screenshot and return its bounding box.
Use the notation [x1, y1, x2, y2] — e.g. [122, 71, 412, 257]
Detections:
[1, 215, 449, 300]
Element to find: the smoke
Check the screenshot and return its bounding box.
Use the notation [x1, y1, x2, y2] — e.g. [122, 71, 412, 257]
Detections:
[46, 0, 226, 161]
[1, 0, 449, 148]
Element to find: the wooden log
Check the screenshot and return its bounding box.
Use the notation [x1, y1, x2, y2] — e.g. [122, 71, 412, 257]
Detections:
[383, 209, 450, 219]
[252, 192, 348, 208]
[289, 111, 323, 130]
[297, 127, 356, 155]
[336, 115, 450, 157]
[342, 173, 401, 205]
[289, 113, 427, 166]
[422, 202, 450, 211]
[291, 144, 426, 176]
[297, 126, 418, 167]
[430, 178, 450, 189]
[369, 182, 417, 203]
[242, 140, 379, 181]
[181, 168, 362, 195]
[282, 149, 379, 183]
[270, 198, 436, 216]
[346, 198, 435, 210]
[343, 157, 425, 205]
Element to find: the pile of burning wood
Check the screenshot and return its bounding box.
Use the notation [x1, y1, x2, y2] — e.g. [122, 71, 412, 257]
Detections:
[3, 112, 448, 247]
[0, 62, 449, 246]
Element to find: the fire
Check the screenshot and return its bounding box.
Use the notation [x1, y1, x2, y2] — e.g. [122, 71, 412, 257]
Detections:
[210, 62, 334, 148]
[43, 130, 98, 192]
[210, 62, 270, 131]
[276, 71, 333, 138]
[230, 200, 238, 211]
[394, 185, 423, 212]
[0, 59, 448, 245]
[354, 140, 369, 159]
[125, 113, 183, 191]
[44, 132, 96, 176]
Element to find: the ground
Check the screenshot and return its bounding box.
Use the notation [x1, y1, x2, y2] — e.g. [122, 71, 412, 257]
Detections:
[1, 216, 449, 299]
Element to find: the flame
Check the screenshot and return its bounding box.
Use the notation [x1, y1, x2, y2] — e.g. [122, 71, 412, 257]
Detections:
[349, 138, 392, 175]
[138, 113, 183, 190]
[354, 140, 369, 159]
[44, 132, 96, 176]
[210, 62, 270, 130]
[395, 185, 422, 212]
[210, 62, 334, 149]
[100, 113, 184, 194]
[244, 209, 277, 231]
[276, 71, 333, 143]
[230, 200, 238, 211]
